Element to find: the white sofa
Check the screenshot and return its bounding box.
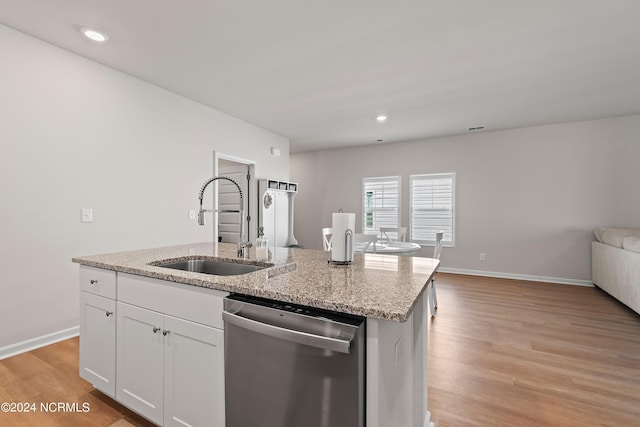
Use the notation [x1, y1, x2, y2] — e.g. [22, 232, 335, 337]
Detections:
[592, 227, 640, 315]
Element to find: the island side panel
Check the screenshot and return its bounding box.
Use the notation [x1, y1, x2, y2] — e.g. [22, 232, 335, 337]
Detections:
[366, 292, 430, 427]
[412, 291, 430, 427]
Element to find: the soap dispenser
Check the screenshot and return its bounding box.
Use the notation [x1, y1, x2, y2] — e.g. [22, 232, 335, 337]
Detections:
[256, 227, 268, 261]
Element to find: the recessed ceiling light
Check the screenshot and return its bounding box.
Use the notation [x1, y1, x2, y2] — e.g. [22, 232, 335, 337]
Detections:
[81, 28, 108, 43]
[376, 114, 388, 122]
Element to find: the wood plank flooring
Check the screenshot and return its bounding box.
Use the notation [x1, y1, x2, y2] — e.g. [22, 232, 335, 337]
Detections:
[0, 273, 638, 426]
[428, 273, 640, 426]
[0, 338, 153, 427]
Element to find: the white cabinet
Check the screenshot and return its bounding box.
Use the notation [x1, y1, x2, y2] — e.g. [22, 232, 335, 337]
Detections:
[115, 273, 227, 427]
[116, 302, 164, 424]
[163, 313, 224, 427]
[79, 266, 117, 398]
[80, 265, 117, 299]
[116, 302, 225, 427]
[78, 266, 227, 427]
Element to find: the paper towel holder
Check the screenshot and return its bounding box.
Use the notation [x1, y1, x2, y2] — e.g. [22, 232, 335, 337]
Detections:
[328, 228, 353, 265]
[344, 229, 353, 263]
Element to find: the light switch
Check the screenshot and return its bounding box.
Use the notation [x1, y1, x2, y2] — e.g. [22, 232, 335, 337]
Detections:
[81, 208, 93, 223]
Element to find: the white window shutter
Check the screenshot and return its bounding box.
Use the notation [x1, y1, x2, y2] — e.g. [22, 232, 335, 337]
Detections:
[410, 173, 455, 245]
[363, 176, 400, 234]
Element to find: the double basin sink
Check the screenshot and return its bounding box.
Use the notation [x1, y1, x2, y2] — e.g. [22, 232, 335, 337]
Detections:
[150, 257, 271, 276]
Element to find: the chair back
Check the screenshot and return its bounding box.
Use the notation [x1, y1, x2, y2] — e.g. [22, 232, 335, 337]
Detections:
[433, 231, 444, 260]
[354, 233, 377, 253]
[379, 227, 407, 242]
[322, 227, 333, 251]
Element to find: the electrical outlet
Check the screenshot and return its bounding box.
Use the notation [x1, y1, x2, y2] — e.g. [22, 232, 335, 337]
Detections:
[188, 210, 196, 220]
[479, 253, 486, 261]
[81, 208, 93, 223]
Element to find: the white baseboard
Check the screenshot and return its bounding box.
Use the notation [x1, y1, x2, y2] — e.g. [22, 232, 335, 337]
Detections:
[0, 326, 80, 361]
[438, 267, 594, 287]
[425, 410, 434, 427]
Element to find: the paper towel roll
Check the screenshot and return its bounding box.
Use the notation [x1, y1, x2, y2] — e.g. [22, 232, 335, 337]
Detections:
[331, 212, 355, 262]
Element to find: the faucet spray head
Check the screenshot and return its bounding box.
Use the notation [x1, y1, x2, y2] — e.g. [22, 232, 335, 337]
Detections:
[198, 209, 206, 226]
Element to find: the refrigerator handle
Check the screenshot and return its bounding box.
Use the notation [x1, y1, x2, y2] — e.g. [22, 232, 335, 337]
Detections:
[222, 311, 352, 354]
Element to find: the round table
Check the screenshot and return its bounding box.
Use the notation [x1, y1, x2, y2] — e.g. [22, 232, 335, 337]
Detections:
[357, 241, 421, 254]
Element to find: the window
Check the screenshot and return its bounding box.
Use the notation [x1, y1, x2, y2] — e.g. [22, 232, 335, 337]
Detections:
[362, 176, 400, 234]
[410, 173, 455, 245]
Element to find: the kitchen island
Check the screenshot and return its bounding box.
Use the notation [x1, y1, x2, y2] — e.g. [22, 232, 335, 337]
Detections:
[73, 242, 438, 427]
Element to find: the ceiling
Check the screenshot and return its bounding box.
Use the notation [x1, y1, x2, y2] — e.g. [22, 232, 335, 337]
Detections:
[2, 1, 640, 153]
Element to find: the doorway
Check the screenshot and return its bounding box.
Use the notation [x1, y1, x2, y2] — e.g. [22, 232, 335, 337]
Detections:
[213, 153, 256, 244]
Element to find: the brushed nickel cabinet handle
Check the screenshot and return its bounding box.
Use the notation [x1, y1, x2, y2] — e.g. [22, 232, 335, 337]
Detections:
[90, 279, 98, 284]
[162, 330, 171, 336]
[153, 327, 161, 333]
[105, 311, 113, 317]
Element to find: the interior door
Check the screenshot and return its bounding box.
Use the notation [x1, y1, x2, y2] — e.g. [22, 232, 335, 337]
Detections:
[218, 161, 249, 243]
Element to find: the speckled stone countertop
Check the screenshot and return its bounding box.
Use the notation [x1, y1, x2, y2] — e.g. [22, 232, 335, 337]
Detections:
[72, 242, 439, 322]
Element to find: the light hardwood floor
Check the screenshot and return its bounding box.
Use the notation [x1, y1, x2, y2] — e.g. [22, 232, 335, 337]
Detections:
[429, 273, 640, 426]
[0, 338, 153, 427]
[0, 273, 638, 426]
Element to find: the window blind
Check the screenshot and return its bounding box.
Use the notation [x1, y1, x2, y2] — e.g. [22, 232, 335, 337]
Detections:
[410, 173, 455, 245]
[362, 176, 400, 234]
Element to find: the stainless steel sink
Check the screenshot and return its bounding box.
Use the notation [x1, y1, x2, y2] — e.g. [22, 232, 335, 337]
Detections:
[153, 258, 269, 276]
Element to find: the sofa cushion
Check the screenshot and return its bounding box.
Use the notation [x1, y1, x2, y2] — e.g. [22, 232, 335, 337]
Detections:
[623, 237, 640, 253]
[595, 227, 640, 248]
[594, 227, 608, 243]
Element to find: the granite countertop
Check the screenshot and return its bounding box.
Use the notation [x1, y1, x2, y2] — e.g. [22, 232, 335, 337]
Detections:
[72, 242, 439, 322]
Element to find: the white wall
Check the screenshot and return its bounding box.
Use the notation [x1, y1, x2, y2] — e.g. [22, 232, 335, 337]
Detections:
[0, 25, 289, 348]
[291, 114, 640, 283]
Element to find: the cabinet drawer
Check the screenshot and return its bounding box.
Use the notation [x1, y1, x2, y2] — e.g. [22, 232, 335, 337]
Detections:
[118, 273, 227, 329]
[80, 265, 116, 299]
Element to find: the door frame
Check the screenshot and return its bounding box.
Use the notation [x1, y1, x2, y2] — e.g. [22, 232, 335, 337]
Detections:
[212, 152, 256, 243]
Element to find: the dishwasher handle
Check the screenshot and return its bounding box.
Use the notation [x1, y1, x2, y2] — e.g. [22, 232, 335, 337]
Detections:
[223, 311, 352, 354]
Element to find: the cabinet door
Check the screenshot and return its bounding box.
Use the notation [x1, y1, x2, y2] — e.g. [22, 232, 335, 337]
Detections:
[164, 315, 225, 427]
[79, 291, 116, 398]
[116, 302, 164, 425]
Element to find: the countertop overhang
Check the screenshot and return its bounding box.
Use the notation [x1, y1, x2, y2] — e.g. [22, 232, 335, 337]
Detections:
[72, 242, 439, 322]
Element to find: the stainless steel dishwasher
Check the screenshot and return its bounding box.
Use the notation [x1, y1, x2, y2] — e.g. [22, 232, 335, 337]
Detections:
[223, 294, 365, 427]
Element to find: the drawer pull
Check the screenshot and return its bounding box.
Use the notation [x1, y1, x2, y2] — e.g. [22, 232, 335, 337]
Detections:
[105, 311, 113, 317]
[90, 279, 98, 284]
[162, 330, 171, 336]
[153, 327, 161, 333]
